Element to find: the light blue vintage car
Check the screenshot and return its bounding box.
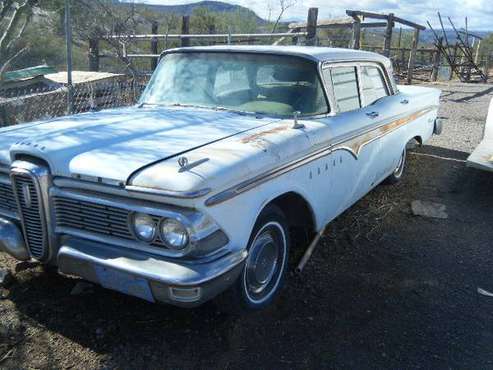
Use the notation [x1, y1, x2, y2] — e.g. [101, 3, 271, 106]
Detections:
[0, 46, 442, 310]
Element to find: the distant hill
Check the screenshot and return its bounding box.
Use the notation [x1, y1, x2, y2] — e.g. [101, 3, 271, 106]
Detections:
[115, 1, 267, 24]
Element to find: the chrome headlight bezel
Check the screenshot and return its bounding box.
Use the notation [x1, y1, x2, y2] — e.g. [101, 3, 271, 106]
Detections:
[159, 218, 190, 250]
[130, 212, 157, 242]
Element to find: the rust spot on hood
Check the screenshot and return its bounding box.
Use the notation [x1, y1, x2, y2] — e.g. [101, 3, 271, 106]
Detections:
[241, 124, 291, 144]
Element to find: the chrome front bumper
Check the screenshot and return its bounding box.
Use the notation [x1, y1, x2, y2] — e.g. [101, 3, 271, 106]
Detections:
[0, 215, 246, 307]
[57, 238, 246, 307]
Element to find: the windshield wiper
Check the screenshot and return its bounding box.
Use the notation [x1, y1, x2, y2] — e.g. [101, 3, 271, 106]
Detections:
[213, 106, 248, 115]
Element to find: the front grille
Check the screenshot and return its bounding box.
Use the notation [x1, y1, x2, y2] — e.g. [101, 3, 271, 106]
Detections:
[0, 182, 17, 214]
[54, 197, 167, 248]
[12, 174, 47, 259]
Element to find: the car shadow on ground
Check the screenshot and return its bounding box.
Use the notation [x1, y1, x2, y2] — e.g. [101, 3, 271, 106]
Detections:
[2, 144, 493, 369]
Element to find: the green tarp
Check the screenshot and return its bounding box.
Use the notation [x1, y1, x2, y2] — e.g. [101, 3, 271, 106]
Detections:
[1, 65, 57, 82]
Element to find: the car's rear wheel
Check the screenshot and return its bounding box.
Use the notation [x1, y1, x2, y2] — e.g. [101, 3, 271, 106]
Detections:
[219, 205, 290, 312]
[384, 148, 406, 184]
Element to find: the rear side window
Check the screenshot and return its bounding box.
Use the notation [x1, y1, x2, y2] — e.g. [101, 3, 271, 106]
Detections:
[328, 67, 360, 113]
[360, 66, 389, 106]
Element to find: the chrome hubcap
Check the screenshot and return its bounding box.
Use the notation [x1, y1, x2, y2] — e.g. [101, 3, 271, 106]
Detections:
[244, 222, 286, 304]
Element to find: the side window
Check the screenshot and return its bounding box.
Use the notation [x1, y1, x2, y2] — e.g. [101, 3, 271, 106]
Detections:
[327, 66, 361, 113]
[360, 66, 389, 106]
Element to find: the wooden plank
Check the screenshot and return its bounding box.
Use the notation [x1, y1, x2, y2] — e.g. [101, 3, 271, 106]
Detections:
[306, 8, 318, 46]
[346, 10, 426, 30]
[151, 21, 159, 71]
[289, 16, 352, 29]
[181, 16, 190, 47]
[393, 15, 426, 30]
[407, 28, 420, 84]
[431, 44, 441, 81]
[346, 10, 389, 21]
[383, 13, 394, 57]
[88, 38, 99, 72]
[351, 19, 361, 49]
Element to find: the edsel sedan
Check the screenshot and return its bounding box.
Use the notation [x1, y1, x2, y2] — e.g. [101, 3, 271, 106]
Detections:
[0, 46, 442, 310]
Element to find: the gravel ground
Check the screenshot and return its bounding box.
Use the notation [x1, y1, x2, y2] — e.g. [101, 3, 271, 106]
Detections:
[1, 82, 493, 369]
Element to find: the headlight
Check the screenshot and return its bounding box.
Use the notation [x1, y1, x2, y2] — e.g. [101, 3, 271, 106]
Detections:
[160, 219, 189, 250]
[132, 213, 157, 242]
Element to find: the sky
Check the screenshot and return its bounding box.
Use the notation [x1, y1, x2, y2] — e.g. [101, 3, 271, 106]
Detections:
[132, 0, 493, 30]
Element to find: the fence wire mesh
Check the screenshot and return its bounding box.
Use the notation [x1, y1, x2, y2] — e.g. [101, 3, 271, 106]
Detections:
[0, 75, 149, 128]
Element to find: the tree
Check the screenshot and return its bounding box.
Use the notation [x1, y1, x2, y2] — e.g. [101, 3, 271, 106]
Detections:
[269, 0, 297, 33]
[0, 0, 38, 79]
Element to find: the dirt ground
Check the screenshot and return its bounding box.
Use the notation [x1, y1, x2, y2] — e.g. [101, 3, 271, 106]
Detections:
[1, 82, 493, 369]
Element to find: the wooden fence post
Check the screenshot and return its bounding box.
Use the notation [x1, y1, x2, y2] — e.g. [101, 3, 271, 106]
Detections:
[351, 18, 361, 49]
[151, 21, 159, 71]
[88, 38, 99, 72]
[431, 39, 441, 81]
[383, 13, 394, 57]
[208, 24, 216, 46]
[306, 8, 318, 46]
[181, 16, 190, 47]
[450, 44, 458, 80]
[407, 28, 420, 84]
[485, 55, 491, 79]
[474, 39, 481, 65]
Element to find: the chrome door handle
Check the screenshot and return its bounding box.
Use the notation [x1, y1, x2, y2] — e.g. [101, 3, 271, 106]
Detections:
[366, 111, 379, 119]
[400, 99, 409, 105]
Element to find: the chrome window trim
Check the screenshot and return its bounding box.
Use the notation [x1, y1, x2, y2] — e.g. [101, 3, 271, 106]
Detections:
[322, 60, 395, 97]
[358, 64, 391, 107]
[322, 64, 362, 114]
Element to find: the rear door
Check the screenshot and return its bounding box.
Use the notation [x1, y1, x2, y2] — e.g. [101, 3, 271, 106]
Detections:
[359, 63, 404, 185]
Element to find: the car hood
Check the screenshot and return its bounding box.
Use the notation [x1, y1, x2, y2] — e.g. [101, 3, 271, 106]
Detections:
[0, 106, 277, 182]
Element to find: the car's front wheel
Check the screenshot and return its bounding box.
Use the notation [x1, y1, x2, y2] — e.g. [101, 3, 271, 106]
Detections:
[220, 205, 290, 311]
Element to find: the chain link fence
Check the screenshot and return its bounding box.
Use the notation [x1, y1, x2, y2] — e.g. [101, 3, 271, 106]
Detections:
[0, 75, 150, 128]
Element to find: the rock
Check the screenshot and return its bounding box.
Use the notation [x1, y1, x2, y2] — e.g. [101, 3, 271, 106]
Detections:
[0, 268, 12, 287]
[15, 261, 39, 273]
[0, 287, 9, 300]
[411, 200, 448, 219]
[70, 281, 94, 296]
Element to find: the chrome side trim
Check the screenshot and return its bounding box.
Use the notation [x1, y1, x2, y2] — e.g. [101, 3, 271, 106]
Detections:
[125, 185, 211, 199]
[206, 105, 437, 207]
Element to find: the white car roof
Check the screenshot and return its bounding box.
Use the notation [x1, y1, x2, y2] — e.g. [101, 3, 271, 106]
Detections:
[166, 45, 390, 65]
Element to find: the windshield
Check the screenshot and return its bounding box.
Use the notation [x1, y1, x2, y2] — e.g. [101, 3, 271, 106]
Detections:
[140, 52, 329, 116]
